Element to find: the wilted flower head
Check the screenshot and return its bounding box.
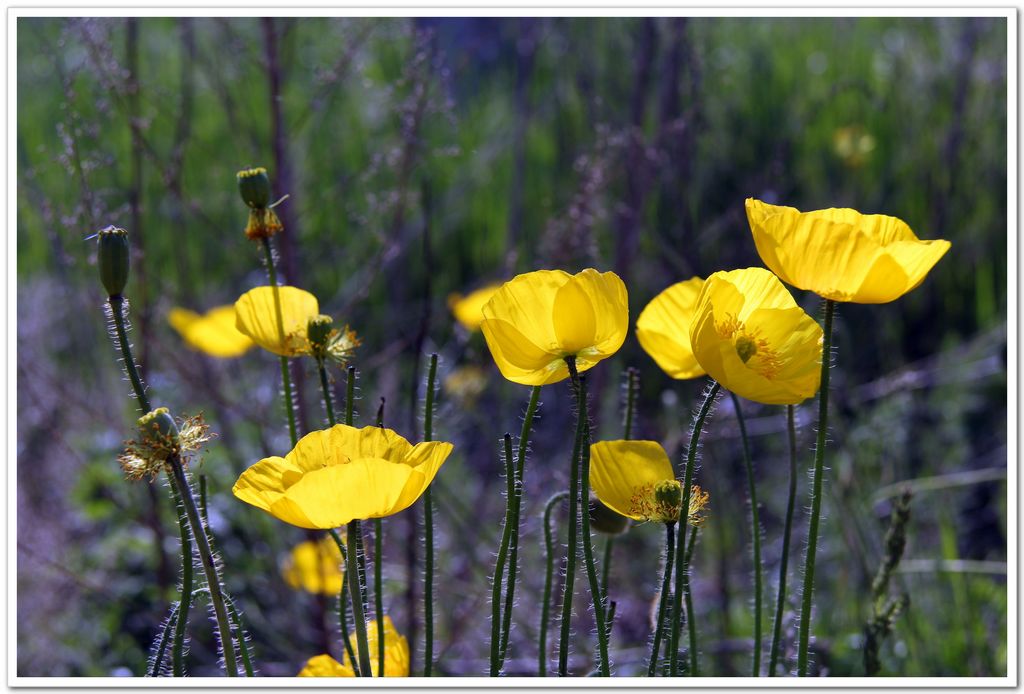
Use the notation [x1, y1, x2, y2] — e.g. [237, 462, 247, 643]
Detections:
[118, 408, 213, 481]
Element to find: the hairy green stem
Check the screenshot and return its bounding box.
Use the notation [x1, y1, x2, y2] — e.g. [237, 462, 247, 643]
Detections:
[329, 529, 359, 675]
[671, 381, 721, 676]
[623, 367, 639, 440]
[149, 603, 180, 677]
[346, 521, 374, 677]
[224, 594, 255, 677]
[600, 537, 614, 602]
[648, 522, 676, 677]
[570, 363, 610, 676]
[423, 353, 438, 676]
[499, 385, 542, 667]
[490, 434, 516, 676]
[730, 392, 763, 676]
[769, 405, 800, 676]
[260, 237, 298, 447]
[540, 491, 570, 676]
[797, 299, 835, 676]
[171, 483, 194, 677]
[557, 380, 586, 677]
[374, 519, 385, 676]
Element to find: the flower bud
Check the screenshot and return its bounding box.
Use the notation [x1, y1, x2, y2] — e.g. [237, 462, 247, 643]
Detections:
[237, 167, 272, 209]
[138, 407, 179, 447]
[589, 495, 630, 535]
[97, 226, 130, 297]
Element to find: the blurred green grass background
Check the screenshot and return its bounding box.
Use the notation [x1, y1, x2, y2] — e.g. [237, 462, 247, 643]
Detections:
[17, 17, 1007, 677]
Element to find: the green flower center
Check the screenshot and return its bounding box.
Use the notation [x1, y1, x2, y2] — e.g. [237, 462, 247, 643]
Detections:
[735, 335, 758, 363]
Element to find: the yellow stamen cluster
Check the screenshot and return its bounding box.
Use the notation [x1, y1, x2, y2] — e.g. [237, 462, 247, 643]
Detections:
[118, 411, 214, 481]
[244, 207, 284, 241]
[715, 312, 783, 380]
[629, 479, 683, 523]
[687, 484, 710, 526]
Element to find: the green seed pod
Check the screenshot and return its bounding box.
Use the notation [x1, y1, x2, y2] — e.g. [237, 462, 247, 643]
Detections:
[138, 407, 179, 447]
[589, 495, 630, 535]
[654, 479, 683, 510]
[237, 167, 272, 209]
[307, 314, 335, 353]
[97, 226, 130, 297]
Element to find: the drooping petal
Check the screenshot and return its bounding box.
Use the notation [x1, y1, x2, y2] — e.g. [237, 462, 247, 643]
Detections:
[448, 283, 502, 332]
[636, 277, 706, 380]
[232, 456, 302, 516]
[234, 286, 319, 356]
[746, 198, 950, 303]
[389, 441, 453, 514]
[589, 440, 676, 521]
[298, 654, 354, 677]
[168, 306, 255, 358]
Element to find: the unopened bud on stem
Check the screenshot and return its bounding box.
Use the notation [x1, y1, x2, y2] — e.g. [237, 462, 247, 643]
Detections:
[97, 226, 130, 297]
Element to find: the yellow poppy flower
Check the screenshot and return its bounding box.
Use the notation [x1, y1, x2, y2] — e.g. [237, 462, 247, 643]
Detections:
[234, 287, 359, 364]
[281, 535, 344, 595]
[233, 424, 453, 530]
[689, 267, 823, 405]
[168, 306, 254, 358]
[589, 440, 709, 525]
[480, 269, 628, 386]
[745, 198, 951, 304]
[298, 617, 410, 677]
[635, 277, 707, 380]
[448, 283, 502, 332]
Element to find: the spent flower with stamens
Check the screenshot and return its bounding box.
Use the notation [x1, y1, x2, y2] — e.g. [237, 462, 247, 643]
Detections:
[589, 440, 710, 525]
[118, 408, 213, 481]
[237, 167, 284, 240]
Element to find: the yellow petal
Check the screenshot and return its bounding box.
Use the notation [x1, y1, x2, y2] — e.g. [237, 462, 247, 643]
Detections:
[234, 286, 319, 356]
[636, 277, 706, 380]
[482, 270, 568, 353]
[298, 654, 354, 677]
[479, 318, 565, 386]
[552, 274, 598, 354]
[389, 441, 453, 514]
[746, 198, 950, 303]
[168, 306, 254, 358]
[690, 268, 823, 405]
[282, 536, 344, 595]
[589, 440, 675, 521]
[569, 268, 629, 360]
[344, 616, 410, 677]
[448, 283, 502, 331]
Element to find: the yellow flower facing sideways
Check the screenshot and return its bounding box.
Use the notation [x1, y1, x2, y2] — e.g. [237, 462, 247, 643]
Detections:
[234, 286, 359, 364]
[448, 283, 502, 332]
[480, 269, 628, 386]
[690, 267, 823, 405]
[168, 306, 254, 358]
[636, 277, 706, 380]
[590, 440, 709, 525]
[281, 535, 344, 595]
[298, 616, 410, 677]
[746, 198, 951, 304]
[233, 424, 453, 529]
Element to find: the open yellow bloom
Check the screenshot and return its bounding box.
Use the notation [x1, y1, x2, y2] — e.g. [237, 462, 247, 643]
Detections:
[298, 616, 410, 677]
[636, 277, 706, 380]
[234, 286, 359, 364]
[281, 535, 344, 595]
[448, 283, 501, 332]
[590, 440, 709, 525]
[480, 269, 628, 386]
[746, 198, 951, 304]
[168, 306, 254, 358]
[233, 424, 452, 529]
[690, 267, 823, 405]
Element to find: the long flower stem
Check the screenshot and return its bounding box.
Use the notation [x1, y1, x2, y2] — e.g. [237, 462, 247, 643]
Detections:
[107, 295, 238, 676]
[374, 519, 384, 676]
[569, 363, 610, 676]
[557, 371, 586, 677]
[499, 385, 542, 667]
[346, 521, 374, 677]
[170, 482, 194, 677]
[490, 434, 516, 676]
[671, 380, 721, 676]
[769, 405, 800, 676]
[224, 594, 255, 677]
[797, 299, 835, 676]
[539, 491, 570, 677]
[730, 391, 762, 676]
[600, 537, 614, 601]
[423, 354, 438, 676]
[648, 522, 676, 676]
[149, 603, 180, 677]
[260, 237, 298, 447]
[329, 529, 359, 675]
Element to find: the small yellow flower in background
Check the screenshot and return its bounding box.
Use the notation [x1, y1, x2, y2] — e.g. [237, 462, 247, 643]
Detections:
[636, 277, 707, 380]
[281, 535, 344, 595]
[234, 287, 360, 363]
[297, 616, 410, 677]
[745, 198, 951, 304]
[233, 424, 453, 529]
[443, 365, 488, 405]
[690, 267, 823, 405]
[480, 269, 628, 386]
[168, 306, 254, 358]
[589, 440, 708, 525]
[448, 283, 502, 332]
[832, 125, 876, 168]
